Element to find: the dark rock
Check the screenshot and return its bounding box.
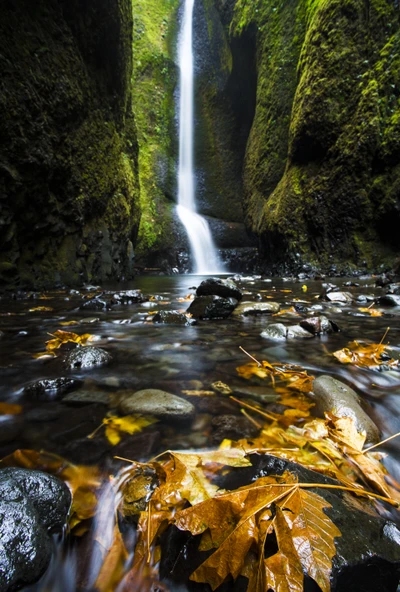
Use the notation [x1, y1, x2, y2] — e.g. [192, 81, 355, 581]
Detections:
[232, 301, 280, 316]
[80, 297, 109, 312]
[377, 295, 400, 307]
[0, 468, 71, 591]
[260, 323, 287, 340]
[62, 389, 111, 405]
[300, 315, 339, 335]
[211, 414, 259, 443]
[187, 296, 238, 320]
[196, 278, 243, 301]
[194, 397, 240, 416]
[24, 377, 79, 400]
[160, 455, 400, 592]
[375, 274, 393, 287]
[311, 376, 380, 445]
[25, 407, 61, 423]
[111, 290, 148, 304]
[387, 283, 400, 295]
[119, 389, 195, 420]
[63, 346, 112, 369]
[152, 311, 196, 326]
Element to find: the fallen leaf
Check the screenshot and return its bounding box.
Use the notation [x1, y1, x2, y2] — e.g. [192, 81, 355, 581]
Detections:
[46, 329, 95, 352]
[29, 306, 53, 312]
[99, 415, 158, 446]
[95, 525, 129, 592]
[358, 308, 383, 317]
[0, 402, 22, 415]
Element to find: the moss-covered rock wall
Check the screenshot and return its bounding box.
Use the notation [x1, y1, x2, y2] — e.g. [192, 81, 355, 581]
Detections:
[226, 0, 400, 272]
[0, 0, 140, 287]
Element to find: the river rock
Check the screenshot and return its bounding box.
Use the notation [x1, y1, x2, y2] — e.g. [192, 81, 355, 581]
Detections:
[152, 311, 196, 326]
[287, 324, 315, 338]
[260, 323, 287, 340]
[232, 301, 280, 316]
[300, 315, 339, 335]
[63, 346, 112, 369]
[196, 278, 243, 301]
[110, 290, 148, 304]
[377, 294, 400, 307]
[325, 291, 353, 304]
[119, 389, 195, 420]
[25, 377, 79, 400]
[387, 283, 400, 295]
[62, 389, 111, 405]
[311, 376, 380, 444]
[0, 468, 71, 591]
[80, 297, 109, 311]
[187, 296, 238, 319]
[160, 454, 400, 592]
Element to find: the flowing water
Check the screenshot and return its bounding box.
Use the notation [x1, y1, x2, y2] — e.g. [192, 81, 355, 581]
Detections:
[176, 0, 223, 274]
[1, 274, 400, 589]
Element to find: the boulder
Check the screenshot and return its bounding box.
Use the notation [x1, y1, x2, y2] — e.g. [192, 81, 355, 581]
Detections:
[0, 468, 71, 591]
[24, 377, 79, 400]
[311, 376, 380, 444]
[196, 278, 243, 301]
[160, 455, 400, 592]
[119, 389, 195, 421]
[232, 301, 280, 316]
[63, 346, 112, 369]
[152, 311, 196, 326]
[377, 295, 400, 307]
[187, 296, 238, 320]
[325, 292, 353, 304]
[260, 323, 287, 340]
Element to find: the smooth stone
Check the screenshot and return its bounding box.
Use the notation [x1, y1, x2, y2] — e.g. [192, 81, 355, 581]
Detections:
[261, 323, 287, 340]
[24, 377, 78, 400]
[286, 324, 315, 339]
[196, 278, 243, 301]
[311, 376, 380, 444]
[187, 296, 238, 320]
[325, 291, 353, 303]
[299, 315, 339, 335]
[119, 389, 195, 420]
[63, 346, 112, 369]
[232, 301, 280, 316]
[62, 390, 111, 405]
[152, 311, 196, 326]
[378, 294, 400, 307]
[0, 468, 71, 591]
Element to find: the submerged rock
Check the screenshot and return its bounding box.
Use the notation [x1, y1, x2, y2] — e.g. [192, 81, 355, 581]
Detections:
[152, 311, 196, 326]
[25, 377, 78, 400]
[187, 295, 238, 319]
[63, 346, 112, 369]
[311, 375, 380, 444]
[196, 278, 243, 301]
[62, 389, 111, 405]
[377, 294, 400, 307]
[119, 389, 195, 420]
[160, 455, 400, 592]
[211, 414, 259, 443]
[0, 468, 71, 591]
[232, 301, 280, 316]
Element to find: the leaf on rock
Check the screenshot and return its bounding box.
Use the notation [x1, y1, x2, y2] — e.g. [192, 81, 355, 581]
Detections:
[46, 329, 95, 352]
[278, 488, 341, 592]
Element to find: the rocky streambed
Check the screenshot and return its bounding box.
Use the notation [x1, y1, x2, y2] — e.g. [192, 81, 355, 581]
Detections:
[1, 273, 400, 591]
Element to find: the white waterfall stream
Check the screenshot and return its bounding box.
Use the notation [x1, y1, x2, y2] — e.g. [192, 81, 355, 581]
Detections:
[177, 0, 224, 274]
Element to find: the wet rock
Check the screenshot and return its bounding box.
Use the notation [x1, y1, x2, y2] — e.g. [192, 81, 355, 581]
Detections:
[377, 294, 400, 307]
[119, 389, 195, 420]
[62, 389, 111, 405]
[24, 377, 78, 400]
[187, 296, 238, 320]
[194, 397, 240, 416]
[375, 273, 393, 287]
[152, 311, 196, 326]
[0, 468, 71, 591]
[387, 283, 400, 295]
[287, 324, 315, 339]
[324, 291, 353, 304]
[63, 346, 112, 369]
[260, 323, 287, 340]
[196, 278, 243, 301]
[25, 407, 61, 423]
[160, 454, 400, 592]
[0, 415, 23, 444]
[232, 301, 280, 316]
[110, 290, 148, 304]
[311, 376, 380, 444]
[300, 315, 340, 335]
[211, 414, 259, 443]
[80, 297, 109, 311]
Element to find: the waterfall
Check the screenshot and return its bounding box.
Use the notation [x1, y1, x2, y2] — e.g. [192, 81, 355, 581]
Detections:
[177, 0, 224, 274]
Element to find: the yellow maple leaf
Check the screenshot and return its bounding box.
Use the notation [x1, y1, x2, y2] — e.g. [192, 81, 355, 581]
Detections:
[102, 415, 158, 446]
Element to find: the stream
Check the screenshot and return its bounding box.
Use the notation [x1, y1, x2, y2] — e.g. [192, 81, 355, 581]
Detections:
[1, 273, 400, 589]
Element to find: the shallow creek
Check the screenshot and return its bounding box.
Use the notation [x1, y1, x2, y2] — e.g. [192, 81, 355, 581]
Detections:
[1, 274, 400, 588]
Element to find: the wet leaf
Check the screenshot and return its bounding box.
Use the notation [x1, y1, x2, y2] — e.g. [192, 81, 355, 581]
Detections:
[45, 329, 95, 352]
[358, 308, 383, 317]
[181, 390, 215, 396]
[95, 525, 129, 592]
[332, 339, 397, 369]
[0, 402, 22, 415]
[100, 414, 158, 446]
[29, 306, 53, 312]
[59, 320, 80, 326]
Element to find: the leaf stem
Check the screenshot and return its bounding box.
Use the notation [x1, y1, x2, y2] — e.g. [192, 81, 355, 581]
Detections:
[362, 431, 400, 454]
[239, 346, 262, 367]
[230, 396, 278, 422]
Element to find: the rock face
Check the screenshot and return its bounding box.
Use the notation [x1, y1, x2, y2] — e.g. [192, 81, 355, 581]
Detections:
[0, 468, 71, 591]
[187, 295, 238, 319]
[119, 389, 195, 420]
[0, 0, 139, 287]
[311, 375, 380, 445]
[160, 454, 400, 592]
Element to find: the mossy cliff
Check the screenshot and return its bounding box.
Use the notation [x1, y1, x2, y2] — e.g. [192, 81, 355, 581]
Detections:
[225, 0, 400, 271]
[0, 0, 139, 287]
